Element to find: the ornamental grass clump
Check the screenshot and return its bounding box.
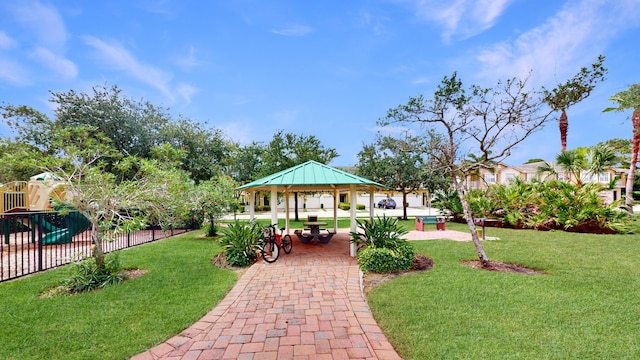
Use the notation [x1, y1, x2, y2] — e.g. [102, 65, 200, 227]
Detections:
[351, 215, 414, 273]
[63, 251, 127, 294]
[219, 221, 263, 267]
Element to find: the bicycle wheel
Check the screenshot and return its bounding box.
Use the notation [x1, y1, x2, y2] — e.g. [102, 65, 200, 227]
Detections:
[261, 240, 280, 263]
[282, 234, 293, 254]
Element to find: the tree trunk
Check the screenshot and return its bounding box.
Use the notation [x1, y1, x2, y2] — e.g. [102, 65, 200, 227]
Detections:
[91, 222, 105, 270]
[559, 109, 568, 152]
[626, 109, 640, 213]
[402, 190, 408, 220]
[451, 172, 490, 267]
[294, 192, 299, 221]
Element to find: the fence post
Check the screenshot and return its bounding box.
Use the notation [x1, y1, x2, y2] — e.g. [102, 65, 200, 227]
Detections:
[1, 216, 9, 245]
[36, 214, 43, 272]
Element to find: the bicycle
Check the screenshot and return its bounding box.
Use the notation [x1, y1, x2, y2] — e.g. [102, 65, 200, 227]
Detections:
[260, 224, 293, 263]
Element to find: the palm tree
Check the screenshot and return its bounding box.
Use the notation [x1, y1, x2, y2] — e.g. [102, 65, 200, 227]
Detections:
[546, 144, 617, 188]
[544, 55, 607, 152]
[604, 84, 640, 213]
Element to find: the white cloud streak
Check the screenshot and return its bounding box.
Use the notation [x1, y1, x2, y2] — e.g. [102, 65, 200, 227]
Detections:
[405, 0, 513, 41]
[272, 25, 313, 37]
[7, 1, 77, 81]
[0, 32, 17, 49]
[31, 47, 78, 79]
[475, 0, 640, 84]
[83, 36, 197, 103]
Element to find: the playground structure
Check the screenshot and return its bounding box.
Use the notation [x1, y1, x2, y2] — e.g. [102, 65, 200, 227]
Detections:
[0, 173, 90, 245]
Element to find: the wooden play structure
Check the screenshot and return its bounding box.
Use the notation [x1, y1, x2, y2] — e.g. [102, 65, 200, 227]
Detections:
[0, 173, 67, 214]
[1, 173, 89, 245]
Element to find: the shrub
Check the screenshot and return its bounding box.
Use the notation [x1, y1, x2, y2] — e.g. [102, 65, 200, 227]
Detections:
[339, 202, 350, 210]
[219, 221, 263, 267]
[357, 242, 414, 273]
[356, 203, 365, 210]
[64, 251, 127, 293]
[350, 215, 409, 250]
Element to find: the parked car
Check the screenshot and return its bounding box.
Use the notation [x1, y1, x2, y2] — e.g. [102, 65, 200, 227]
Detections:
[377, 199, 396, 209]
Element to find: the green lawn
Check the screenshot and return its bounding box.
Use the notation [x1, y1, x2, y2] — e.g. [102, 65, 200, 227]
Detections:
[0, 230, 237, 360]
[368, 221, 640, 359]
[4, 219, 640, 359]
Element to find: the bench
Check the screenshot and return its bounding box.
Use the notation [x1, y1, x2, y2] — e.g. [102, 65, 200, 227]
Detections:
[415, 215, 446, 231]
[294, 228, 335, 244]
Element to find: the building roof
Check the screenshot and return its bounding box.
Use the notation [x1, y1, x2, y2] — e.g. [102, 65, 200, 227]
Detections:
[236, 160, 386, 192]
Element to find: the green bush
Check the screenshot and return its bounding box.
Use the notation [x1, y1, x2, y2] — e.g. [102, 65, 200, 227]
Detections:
[357, 242, 414, 273]
[254, 205, 271, 212]
[350, 215, 409, 250]
[64, 252, 127, 293]
[339, 202, 350, 210]
[356, 203, 365, 210]
[219, 221, 263, 267]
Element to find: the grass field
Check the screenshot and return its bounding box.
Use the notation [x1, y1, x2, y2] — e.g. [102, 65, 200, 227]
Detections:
[367, 221, 640, 359]
[0, 231, 237, 360]
[3, 217, 640, 359]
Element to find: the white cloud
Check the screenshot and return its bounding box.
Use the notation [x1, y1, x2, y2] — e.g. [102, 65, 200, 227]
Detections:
[404, 0, 513, 41]
[176, 83, 197, 104]
[10, 1, 67, 50]
[475, 0, 640, 84]
[31, 47, 78, 79]
[272, 25, 313, 37]
[83, 36, 176, 101]
[0, 32, 17, 49]
[0, 58, 30, 85]
[174, 45, 202, 70]
[7, 1, 77, 80]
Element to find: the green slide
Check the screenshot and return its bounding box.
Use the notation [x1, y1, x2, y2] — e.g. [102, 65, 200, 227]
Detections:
[37, 211, 91, 245]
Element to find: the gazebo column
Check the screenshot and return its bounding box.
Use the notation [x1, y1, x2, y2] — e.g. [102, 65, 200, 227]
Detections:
[350, 184, 357, 257]
[333, 187, 338, 233]
[285, 189, 290, 234]
[249, 190, 256, 224]
[270, 186, 278, 226]
[369, 187, 374, 221]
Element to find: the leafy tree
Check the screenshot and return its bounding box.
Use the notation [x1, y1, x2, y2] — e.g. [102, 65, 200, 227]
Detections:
[543, 55, 607, 152]
[160, 118, 235, 183]
[0, 105, 54, 151]
[0, 139, 43, 183]
[50, 84, 170, 159]
[44, 126, 186, 271]
[190, 175, 238, 236]
[228, 142, 265, 184]
[524, 158, 545, 164]
[381, 72, 553, 267]
[357, 132, 444, 219]
[604, 84, 640, 212]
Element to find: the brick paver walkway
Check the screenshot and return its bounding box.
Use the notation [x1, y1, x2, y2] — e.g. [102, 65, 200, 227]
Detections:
[132, 232, 402, 360]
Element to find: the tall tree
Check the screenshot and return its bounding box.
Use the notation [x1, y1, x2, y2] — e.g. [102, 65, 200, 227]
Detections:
[160, 118, 235, 183]
[228, 142, 265, 184]
[50, 84, 171, 158]
[604, 84, 640, 212]
[382, 72, 553, 267]
[260, 130, 338, 220]
[356, 132, 441, 220]
[543, 55, 607, 152]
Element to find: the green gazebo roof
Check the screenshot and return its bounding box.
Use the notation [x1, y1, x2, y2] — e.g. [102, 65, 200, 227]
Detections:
[237, 160, 385, 192]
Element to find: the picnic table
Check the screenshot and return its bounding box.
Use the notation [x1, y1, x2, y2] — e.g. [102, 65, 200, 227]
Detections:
[297, 221, 334, 245]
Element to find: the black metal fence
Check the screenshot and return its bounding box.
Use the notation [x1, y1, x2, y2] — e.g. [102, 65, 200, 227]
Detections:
[1, 210, 191, 283]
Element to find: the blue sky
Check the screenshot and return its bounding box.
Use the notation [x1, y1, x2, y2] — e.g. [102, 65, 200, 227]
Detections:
[1, 0, 639, 166]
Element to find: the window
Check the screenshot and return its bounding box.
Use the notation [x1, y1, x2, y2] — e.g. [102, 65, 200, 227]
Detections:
[484, 173, 497, 184]
[504, 173, 516, 183]
[597, 172, 611, 183]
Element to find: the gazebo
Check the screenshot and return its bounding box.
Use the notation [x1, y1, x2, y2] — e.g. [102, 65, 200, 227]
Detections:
[236, 160, 386, 256]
